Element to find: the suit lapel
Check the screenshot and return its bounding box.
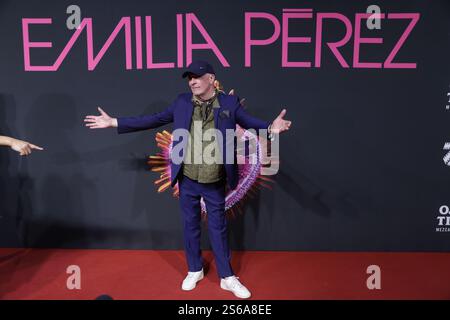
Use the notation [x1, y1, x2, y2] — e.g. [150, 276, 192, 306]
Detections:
[215, 93, 224, 130]
[184, 93, 194, 130]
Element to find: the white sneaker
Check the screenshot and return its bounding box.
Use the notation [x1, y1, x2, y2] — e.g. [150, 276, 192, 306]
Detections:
[181, 269, 204, 291]
[220, 276, 251, 299]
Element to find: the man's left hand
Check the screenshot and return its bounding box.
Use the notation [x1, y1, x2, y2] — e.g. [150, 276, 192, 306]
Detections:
[270, 109, 291, 134]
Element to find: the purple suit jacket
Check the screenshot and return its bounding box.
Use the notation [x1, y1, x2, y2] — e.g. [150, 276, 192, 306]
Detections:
[117, 92, 270, 190]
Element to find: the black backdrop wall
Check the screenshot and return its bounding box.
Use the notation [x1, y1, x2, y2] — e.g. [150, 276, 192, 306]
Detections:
[0, 0, 449, 251]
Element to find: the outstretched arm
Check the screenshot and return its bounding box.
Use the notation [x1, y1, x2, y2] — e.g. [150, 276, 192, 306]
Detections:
[234, 97, 291, 136]
[0, 135, 44, 156]
[84, 103, 175, 134]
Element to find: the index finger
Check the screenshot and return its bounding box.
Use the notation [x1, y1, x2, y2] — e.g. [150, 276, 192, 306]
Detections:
[30, 144, 44, 151]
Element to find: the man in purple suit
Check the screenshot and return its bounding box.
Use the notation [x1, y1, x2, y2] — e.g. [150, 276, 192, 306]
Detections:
[85, 60, 291, 299]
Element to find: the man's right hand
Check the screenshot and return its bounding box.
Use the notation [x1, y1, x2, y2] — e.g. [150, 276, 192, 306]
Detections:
[84, 107, 118, 129]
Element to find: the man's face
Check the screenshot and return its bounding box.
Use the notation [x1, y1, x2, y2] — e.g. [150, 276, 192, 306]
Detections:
[188, 73, 215, 97]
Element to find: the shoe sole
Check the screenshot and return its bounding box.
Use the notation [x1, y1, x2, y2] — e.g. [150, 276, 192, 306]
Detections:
[220, 282, 251, 299]
[182, 273, 204, 291]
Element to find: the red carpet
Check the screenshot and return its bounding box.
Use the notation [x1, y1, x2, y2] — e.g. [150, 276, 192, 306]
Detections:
[0, 249, 449, 300]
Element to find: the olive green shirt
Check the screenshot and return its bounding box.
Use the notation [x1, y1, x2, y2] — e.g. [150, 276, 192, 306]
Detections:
[182, 92, 225, 183]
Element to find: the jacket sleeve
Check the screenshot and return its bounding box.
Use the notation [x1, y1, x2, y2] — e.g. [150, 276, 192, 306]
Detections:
[116, 98, 177, 134]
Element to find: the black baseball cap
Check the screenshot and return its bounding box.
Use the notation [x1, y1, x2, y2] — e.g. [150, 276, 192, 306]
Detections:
[182, 60, 215, 78]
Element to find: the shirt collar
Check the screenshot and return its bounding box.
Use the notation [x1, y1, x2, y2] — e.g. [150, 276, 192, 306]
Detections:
[192, 89, 220, 108]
